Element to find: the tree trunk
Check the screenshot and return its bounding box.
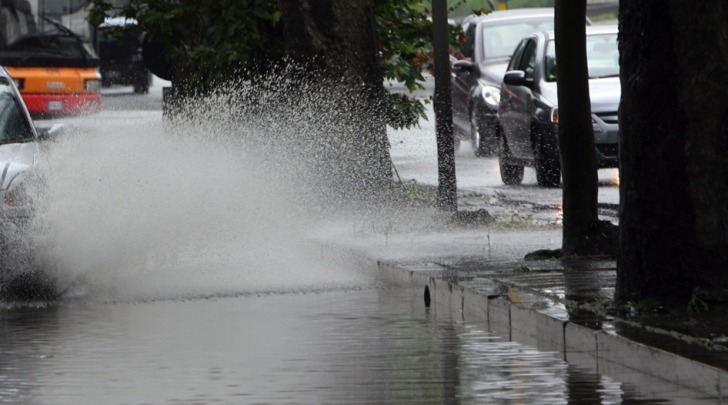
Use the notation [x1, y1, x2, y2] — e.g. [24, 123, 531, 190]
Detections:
[432, 0, 457, 211]
[616, 1, 728, 305]
[555, 0, 603, 256]
[279, 0, 394, 206]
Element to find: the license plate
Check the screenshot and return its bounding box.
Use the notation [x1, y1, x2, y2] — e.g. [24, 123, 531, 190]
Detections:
[47, 100, 64, 111]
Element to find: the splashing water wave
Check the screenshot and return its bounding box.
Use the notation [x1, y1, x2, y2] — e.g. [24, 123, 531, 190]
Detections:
[10, 75, 394, 302]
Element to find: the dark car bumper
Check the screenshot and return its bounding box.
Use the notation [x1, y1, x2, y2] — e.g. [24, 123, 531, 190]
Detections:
[593, 113, 619, 168]
[534, 119, 619, 168]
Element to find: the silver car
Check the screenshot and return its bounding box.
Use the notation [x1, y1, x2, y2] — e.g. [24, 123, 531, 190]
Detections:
[0, 66, 41, 224]
[0, 65, 54, 294]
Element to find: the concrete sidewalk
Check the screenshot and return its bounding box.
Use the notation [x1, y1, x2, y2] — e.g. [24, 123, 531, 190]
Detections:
[316, 187, 726, 400]
[374, 233, 728, 401]
[312, 170, 725, 400]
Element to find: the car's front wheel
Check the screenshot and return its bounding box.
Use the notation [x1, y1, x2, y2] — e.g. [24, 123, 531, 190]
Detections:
[470, 111, 496, 157]
[535, 138, 561, 188]
[498, 134, 524, 185]
[133, 80, 150, 94]
[453, 136, 461, 153]
[133, 71, 151, 94]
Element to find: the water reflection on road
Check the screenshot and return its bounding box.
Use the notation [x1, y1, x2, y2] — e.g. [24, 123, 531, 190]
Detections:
[0, 287, 708, 404]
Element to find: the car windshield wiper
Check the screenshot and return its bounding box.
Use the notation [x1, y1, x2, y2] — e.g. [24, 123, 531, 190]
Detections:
[41, 16, 77, 38]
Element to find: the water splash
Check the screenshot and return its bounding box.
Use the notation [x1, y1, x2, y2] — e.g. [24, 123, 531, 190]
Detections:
[11, 73, 400, 302]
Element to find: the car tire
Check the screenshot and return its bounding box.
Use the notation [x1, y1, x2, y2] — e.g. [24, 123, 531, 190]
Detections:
[470, 111, 496, 157]
[535, 138, 561, 188]
[498, 133, 524, 185]
[133, 81, 149, 94]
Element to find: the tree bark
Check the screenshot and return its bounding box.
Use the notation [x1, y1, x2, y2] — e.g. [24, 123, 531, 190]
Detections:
[280, 0, 393, 205]
[616, 1, 728, 304]
[432, 0, 457, 211]
[555, 0, 602, 256]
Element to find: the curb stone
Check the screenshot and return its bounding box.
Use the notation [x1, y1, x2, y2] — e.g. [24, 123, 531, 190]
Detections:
[378, 260, 728, 400]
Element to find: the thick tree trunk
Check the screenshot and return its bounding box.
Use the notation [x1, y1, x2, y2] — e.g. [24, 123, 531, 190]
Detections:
[432, 0, 457, 211]
[280, 0, 393, 206]
[554, 0, 602, 256]
[616, 1, 728, 305]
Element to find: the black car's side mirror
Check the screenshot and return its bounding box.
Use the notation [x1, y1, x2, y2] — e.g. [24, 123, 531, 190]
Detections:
[503, 70, 529, 87]
[452, 60, 476, 75]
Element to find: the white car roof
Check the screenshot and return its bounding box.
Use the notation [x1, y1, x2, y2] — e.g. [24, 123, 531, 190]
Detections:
[100, 17, 138, 28]
[542, 24, 618, 40]
[474, 8, 554, 23]
[585, 24, 618, 35]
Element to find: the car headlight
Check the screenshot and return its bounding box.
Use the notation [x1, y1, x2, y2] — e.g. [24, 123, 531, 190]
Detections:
[480, 85, 501, 107]
[3, 172, 36, 210]
[4, 182, 30, 208]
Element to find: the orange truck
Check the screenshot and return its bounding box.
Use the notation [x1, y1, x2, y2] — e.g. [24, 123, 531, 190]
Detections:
[0, 1, 101, 117]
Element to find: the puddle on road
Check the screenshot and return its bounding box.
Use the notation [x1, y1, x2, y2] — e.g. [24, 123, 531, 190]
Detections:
[0, 287, 716, 404]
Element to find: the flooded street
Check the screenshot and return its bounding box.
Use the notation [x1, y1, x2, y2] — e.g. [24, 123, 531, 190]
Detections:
[0, 288, 650, 404]
[2, 285, 715, 404]
[0, 83, 720, 404]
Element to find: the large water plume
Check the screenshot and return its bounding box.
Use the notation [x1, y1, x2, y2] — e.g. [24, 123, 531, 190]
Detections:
[13, 73, 407, 302]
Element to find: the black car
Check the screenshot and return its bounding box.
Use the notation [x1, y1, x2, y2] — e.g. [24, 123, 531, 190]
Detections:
[451, 8, 563, 156]
[97, 17, 152, 94]
[497, 25, 620, 187]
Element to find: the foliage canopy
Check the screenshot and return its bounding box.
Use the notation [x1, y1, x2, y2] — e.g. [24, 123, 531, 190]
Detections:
[89, 0, 474, 129]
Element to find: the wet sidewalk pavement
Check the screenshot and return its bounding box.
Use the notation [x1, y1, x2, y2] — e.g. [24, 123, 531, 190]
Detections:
[317, 189, 727, 401]
[316, 182, 727, 399]
[374, 236, 728, 401]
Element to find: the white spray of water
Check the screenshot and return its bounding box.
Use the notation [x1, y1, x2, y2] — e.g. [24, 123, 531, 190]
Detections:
[26, 79, 385, 302]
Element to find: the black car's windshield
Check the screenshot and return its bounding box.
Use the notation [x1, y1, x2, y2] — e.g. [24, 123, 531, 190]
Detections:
[545, 32, 619, 82]
[0, 81, 34, 142]
[480, 17, 554, 60]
